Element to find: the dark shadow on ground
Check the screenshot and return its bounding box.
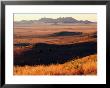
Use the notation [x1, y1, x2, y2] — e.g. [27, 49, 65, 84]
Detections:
[14, 41, 97, 66]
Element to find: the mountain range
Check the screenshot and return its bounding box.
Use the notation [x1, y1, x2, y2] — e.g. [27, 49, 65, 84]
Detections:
[14, 17, 96, 24]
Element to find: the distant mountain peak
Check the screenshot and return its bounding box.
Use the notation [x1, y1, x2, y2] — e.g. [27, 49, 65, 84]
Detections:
[14, 17, 95, 24]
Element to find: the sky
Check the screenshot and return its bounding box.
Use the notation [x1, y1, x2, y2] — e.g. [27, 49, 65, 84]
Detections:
[14, 13, 97, 22]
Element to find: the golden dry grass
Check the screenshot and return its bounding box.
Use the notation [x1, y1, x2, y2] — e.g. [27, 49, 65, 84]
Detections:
[14, 54, 97, 75]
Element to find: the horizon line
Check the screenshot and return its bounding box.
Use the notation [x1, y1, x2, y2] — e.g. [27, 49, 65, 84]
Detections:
[14, 17, 97, 22]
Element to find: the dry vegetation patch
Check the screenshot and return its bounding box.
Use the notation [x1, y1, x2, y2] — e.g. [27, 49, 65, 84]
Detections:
[14, 54, 97, 75]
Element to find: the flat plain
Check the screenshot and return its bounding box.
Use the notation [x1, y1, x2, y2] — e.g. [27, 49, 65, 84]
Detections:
[13, 23, 97, 75]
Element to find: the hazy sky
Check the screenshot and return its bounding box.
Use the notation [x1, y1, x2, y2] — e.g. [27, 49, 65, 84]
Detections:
[14, 13, 97, 22]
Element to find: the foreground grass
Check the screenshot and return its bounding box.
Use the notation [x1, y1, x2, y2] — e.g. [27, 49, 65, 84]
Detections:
[14, 54, 97, 75]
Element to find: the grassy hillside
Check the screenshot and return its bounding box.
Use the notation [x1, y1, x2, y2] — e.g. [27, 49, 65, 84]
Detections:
[14, 54, 97, 75]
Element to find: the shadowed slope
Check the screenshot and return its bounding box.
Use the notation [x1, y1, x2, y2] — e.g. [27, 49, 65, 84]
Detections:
[14, 54, 97, 75]
[14, 41, 97, 66]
